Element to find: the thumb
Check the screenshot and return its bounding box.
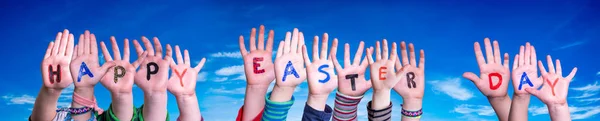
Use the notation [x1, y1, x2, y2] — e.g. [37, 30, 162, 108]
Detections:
[462, 72, 480, 84]
[99, 62, 117, 75]
[525, 88, 542, 98]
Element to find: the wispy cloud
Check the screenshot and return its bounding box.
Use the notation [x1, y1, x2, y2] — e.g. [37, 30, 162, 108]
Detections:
[453, 104, 495, 116]
[210, 51, 242, 58]
[2, 95, 35, 105]
[572, 81, 600, 92]
[215, 65, 244, 76]
[429, 78, 475, 101]
[213, 77, 228, 82]
[529, 105, 600, 120]
[529, 105, 549, 116]
[570, 81, 600, 102]
[553, 41, 586, 50]
[197, 72, 208, 82]
[207, 86, 246, 94]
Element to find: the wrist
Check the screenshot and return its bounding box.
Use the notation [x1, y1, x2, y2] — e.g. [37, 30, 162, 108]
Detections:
[269, 85, 296, 102]
[372, 89, 391, 110]
[144, 92, 168, 103]
[402, 98, 423, 111]
[246, 84, 269, 94]
[73, 87, 95, 100]
[487, 95, 510, 102]
[307, 94, 329, 111]
[512, 94, 531, 101]
[41, 86, 63, 96]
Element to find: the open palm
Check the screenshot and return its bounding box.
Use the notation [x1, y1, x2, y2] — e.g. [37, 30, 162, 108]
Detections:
[99, 37, 147, 94]
[302, 33, 337, 96]
[332, 40, 371, 96]
[526, 55, 577, 105]
[239, 25, 276, 86]
[41, 29, 75, 90]
[133, 37, 172, 94]
[367, 40, 408, 91]
[511, 43, 542, 94]
[274, 28, 307, 87]
[167, 45, 206, 97]
[463, 38, 510, 97]
[70, 31, 114, 88]
[394, 42, 425, 99]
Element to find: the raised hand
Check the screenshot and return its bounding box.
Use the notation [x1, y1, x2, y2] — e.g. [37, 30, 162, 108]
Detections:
[41, 29, 75, 91]
[526, 55, 577, 105]
[367, 39, 407, 91]
[393, 41, 425, 99]
[271, 28, 307, 102]
[302, 33, 337, 110]
[100, 37, 146, 94]
[511, 43, 542, 94]
[167, 45, 206, 97]
[133, 36, 172, 94]
[331, 40, 370, 97]
[239, 25, 276, 86]
[70, 31, 115, 89]
[463, 38, 510, 97]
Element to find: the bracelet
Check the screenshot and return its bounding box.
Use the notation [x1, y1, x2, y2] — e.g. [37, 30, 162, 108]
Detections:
[56, 107, 94, 115]
[400, 104, 422, 118]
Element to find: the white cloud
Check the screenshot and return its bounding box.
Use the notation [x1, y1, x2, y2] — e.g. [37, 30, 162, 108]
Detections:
[529, 105, 600, 120]
[571, 81, 600, 92]
[233, 74, 246, 81]
[570, 81, 600, 102]
[197, 72, 208, 82]
[2, 95, 35, 105]
[553, 41, 586, 50]
[207, 87, 245, 94]
[429, 78, 475, 101]
[210, 51, 242, 58]
[213, 77, 228, 82]
[529, 105, 549, 116]
[215, 65, 244, 76]
[596, 71, 600, 76]
[453, 104, 495, 116]
[459, 114, 493, 121]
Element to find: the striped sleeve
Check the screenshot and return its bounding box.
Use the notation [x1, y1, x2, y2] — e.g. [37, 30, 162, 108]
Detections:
[261, 92, 295, 121]
[366, 101, 392, 121]
[332, 92, 363, 121]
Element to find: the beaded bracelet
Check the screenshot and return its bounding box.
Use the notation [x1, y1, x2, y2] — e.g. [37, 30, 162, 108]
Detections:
[400, 104, 422, 118]
[56, 107, 94, 115]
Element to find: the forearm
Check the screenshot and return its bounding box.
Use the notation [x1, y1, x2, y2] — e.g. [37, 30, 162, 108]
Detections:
[31, 86, 62, 121]
[508, 94, 530, 121]
[111, 92, 134, 120]
[487, 95, 511, 121]
[401, 98, 423, 121]
[372, 89, 391, 110]
[269, 85, 296, 102]
[242, 85, 268, 121]
[548, 103, 571, 121]
[143, 92, 168, 120]
[71, 87, 95, 120]
[307, 94, 329, 111]
[175, 94, 201, 121]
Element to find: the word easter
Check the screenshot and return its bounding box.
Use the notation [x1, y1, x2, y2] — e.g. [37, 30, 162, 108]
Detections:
[146, 62, 159, 80]
[282, 61, 300, 82]
[114, 66, 126, 83]
[253, 57, 265, 74]
[379, 67, 387, 80]
[48, 65, 62, 84]
[406, 72, 416, 88]
[346, 74, 359, 91]
[318, 65, 330, 83]
[518, 72, 533, 90]
[488, 73, 502, 90]
[174, 68, 187, 87]
[77, 62, 94, 82]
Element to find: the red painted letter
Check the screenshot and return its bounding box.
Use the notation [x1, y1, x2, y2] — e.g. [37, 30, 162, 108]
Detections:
[546, 78, 559, 96]
[253, 57, 265, 74]
[379, 67, 387, 80]
[488, 73, 502, 90]
[48, 65, 61, 84]
[173, 68, 187, 87]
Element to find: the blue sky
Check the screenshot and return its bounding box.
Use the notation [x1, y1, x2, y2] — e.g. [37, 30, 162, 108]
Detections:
[1, 0, 599, 120]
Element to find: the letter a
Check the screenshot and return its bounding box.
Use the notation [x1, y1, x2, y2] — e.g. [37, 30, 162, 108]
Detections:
[488, 73, 502, 90]
[253, 57, 265, 74]
[518, 72, 534, 90]
[346, 74, 359, 91]
[114, 66, 126, 83]
[379, 67, 387, 80]
[146, 62, 159, 80]
[282, 61, 299, 82]
[48, 65, 61, 84]
[318, 65, 330, 83]
[77, 62, 94, 82]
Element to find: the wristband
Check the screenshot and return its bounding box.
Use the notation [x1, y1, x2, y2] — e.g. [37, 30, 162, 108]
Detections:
[56, 107, 93, 115]
[73, 92, 104, 114]
[400, 104, 422, 118]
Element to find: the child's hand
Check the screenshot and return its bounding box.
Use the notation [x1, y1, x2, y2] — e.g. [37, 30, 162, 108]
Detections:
[511, 43, 542, 95]
[99, 37, 147, 94]
[239, 25, 276, 86]
[133, 37, 172, 94]
[526, 55, 577, 105]
[70, 31, 115, 88]
[41, 29, 75, 91]
[331, 40, 370, 97]
[167, 45, 206, 97]
[302, 33, 337, 97]
[366, 40, 407, 91]
[274, 28, 307, 88]
[393, 42, 425, 100]
[463, 38, 510, 98]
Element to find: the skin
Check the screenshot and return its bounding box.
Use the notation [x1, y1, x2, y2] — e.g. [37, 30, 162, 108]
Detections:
[366, 39, 409, 110]
[394, 41, 425, 121]
[167, 45, 206, 121]
[271, 28, 307, 102]
[331, 40, 370, 97]
[69, 30, 115, 120]
[238, 25, 276, 120]
[462, 38, 511, 121]
[508, 43, 542, 121]
[32, 29, 74, 121]
[301, 33, 338, 111]
[99, 37, 148, 120]
[132, 36, 172, 121]
[526, 55, 577, 121]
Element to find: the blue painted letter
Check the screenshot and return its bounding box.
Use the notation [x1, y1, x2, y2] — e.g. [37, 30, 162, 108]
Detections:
[282, 61, 299, 82]
[318, 64, 330, 83]
[518, 72, 534, 90]
[77, 62, 94, 82]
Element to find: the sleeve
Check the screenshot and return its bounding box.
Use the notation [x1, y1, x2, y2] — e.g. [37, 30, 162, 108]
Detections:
[261, 92, 295, 121]
[332, 92, 363, 121]
[301, 103, 333, 121]
[236, 105, 265, 121]
[366, 101, 392, 121]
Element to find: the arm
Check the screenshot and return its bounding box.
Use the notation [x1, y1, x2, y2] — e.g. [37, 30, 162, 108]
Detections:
[366, 40, 407, 120]
[462, 38, 511, 121]
[167, 45, 207, 121]
[32, 29, 75, 121]
[393, 41, 425, 121]
[238, 25, 277, 121]
[508, 43, 543, 121]
[133, 37, 172, 120]
[301, 33, 337, 121]
[330, 40, 370, 121]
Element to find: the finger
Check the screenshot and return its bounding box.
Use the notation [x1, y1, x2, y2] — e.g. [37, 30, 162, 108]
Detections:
[165, 44, 173, 61]
[66, 34, 75, 57]
[382, 39, 389, 60]
[77, 34, 84, 56]
[58, 29, 69, 55]
[266, 30, 275, 52]
[556, 59, 562, 76]
[462, 72, 480, 84]
[153, 37, 163, 58]
[395, 63, 409, 78]
[547, 55, 555, 74]
[419, 49, 425, 69]
[484, 38, 494, 64]
[298, 32, 305, 53]
[474, 42, 486, 66]
[360, 53, 369, 69]
[239, 35, 248, 56]
[531, 46, 537, 66]
[302, 45, 311, 66]
[525, 88, 543, 99]
[132, 52, 148, 68]
[330, 39, 341, 70]
[175, 45, 184, 64]
[194, 58, 207, 72]
[353, 41, 365, 65]
[284, 31, 291, 54]
[90, 34, 98, 55]
[258, 25, 265, 50]
[344, 43, 351, 67]
[123, 39, 130, 61]
[133, 39, 144, 57]
[395, 55, 402, 72]
[72, 45, 78, 60]
[524, 42, 531, 66]
[390, 42, 398, 65]
[409, 43, 417, 66]
[321, 33, 329, 59]
[493, 40, 501, 64]
[331, 54, 343, 71]
[512, 54, 519, 70]
[142, 37, 155, 56]
[312, 36, 320, 60]
[538, 60, 549, 76]
[110, 36, 122, 60]
[100, 41, 113, 61]
[99, 62, 117, 74]
[250, 28, 257, 51]
[83, 31, 90, 54]
[52, 32, 62, 55]
[276, 41, 284, 57]
[366, 47, 375, 64]
[44, 42, 54, 59]
[566, 67, 577, 81]
[518, 45, 525, 66]
[503, 53, 510, 69]
[290, 28, 299, 54]
[399, 41, 409, 66]
[184, 49, 191, 66]
[375, 41, 381, 61]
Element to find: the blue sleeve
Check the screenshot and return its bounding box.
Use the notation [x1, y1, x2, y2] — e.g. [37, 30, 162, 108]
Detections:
[302, 103, 333, 121]
[261, 92, 295, 121]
